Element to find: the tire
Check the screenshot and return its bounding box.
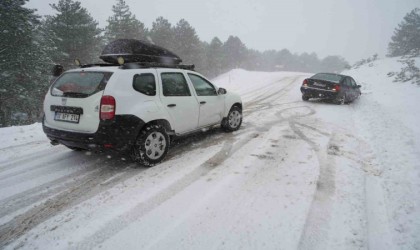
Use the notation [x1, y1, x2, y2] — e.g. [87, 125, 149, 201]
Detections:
[65, 145, 85, 151]
[334, 94, 346, 105]
[131, 124, 169, 167]
[221, 106, 242, 132]
[302, 95, 309, 101]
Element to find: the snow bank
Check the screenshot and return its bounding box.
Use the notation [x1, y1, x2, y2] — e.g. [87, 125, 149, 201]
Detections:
[0, 123, 46, 150]
[343, 56, 420, 137]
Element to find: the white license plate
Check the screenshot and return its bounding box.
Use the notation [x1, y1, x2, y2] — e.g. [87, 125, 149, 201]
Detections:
[313, 82, 326, 87]
[54, 112, 80, 123]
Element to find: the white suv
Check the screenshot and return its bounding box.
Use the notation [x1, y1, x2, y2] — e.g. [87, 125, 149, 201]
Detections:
[43, 64, 242, 166]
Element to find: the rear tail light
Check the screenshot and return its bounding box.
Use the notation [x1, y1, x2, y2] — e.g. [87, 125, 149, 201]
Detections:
[332, 84, 340, 92]
[100, 95, 116, 120]
[302, 79, 308, 87]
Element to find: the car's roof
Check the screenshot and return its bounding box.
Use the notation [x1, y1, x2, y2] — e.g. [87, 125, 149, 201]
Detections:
[312, 72, 349, 78]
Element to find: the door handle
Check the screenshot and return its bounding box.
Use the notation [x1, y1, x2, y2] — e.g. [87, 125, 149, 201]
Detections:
[167, 104, 176, 107]
[200, 101, 206, 105]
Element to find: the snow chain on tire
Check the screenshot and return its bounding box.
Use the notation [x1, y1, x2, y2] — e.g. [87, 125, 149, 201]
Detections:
[131, 124, 169, 167]
[221, 105, 242, 132]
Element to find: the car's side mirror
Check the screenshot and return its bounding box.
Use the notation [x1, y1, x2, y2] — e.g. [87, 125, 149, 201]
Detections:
[51, 64, 64, 77]
[218, 88, 227, 95]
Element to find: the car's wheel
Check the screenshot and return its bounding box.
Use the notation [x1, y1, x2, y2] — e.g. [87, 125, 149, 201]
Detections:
[335, 94, 346, 105]
[221, 106, 242, 132]
[302, 95, 310, 101]
[65, 145, 85, 151]
[131, 124, 169, 167]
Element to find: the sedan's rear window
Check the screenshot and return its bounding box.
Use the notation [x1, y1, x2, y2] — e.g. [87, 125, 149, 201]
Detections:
[51, 72, 113, 97]
[310, 73, 343, 83]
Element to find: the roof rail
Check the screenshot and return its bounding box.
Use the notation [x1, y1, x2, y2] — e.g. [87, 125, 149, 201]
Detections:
[78, 62, 195, 71]
[80, 63, 119, 68]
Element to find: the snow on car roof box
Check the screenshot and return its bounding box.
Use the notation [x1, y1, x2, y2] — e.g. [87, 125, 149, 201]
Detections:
[100, 39, 182, 65]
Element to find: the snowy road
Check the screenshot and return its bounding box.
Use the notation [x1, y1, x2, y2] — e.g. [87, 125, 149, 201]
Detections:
[1, 61, 419, 249]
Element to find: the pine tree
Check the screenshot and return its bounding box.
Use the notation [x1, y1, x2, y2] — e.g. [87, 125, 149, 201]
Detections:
[149, 17, 175, 51]
[43, 0, 103, 69]
[205, 37, 224, 77]
[0, 0, 52, 126]
[105, 0, 147, 42]
[173, 19, 204, 67]
[388, 8, 420, 57]
[222, 36, 247, 70]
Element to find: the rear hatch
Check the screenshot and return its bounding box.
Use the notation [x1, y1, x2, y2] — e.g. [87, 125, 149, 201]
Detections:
[44, 71, 113, 133]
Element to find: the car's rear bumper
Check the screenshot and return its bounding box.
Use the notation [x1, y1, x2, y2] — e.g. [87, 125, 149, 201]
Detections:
[43, 115, 145, 152]
[300, 86, 339, 100]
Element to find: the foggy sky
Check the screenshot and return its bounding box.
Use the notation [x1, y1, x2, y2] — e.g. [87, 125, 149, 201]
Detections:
[26, 0, 419, 63]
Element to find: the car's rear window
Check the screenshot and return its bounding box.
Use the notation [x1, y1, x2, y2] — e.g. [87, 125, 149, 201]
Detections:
[51, 71, 113, 97]
[310, 73, 343, 83]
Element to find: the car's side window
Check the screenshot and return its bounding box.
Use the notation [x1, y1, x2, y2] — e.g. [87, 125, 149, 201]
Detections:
[188, 74, 217, 96]
[133, 73, 156, 96]
[350, 78, 357, 87]
[161, 72, 191, 96]
[344, 78, 351, 87]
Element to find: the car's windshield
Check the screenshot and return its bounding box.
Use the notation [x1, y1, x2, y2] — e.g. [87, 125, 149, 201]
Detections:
[310, 73, 343, 83]
[51, 72, 113, 97]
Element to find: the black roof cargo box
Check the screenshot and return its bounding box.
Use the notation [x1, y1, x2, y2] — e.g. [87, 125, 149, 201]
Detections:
[100, 39, 182, 65]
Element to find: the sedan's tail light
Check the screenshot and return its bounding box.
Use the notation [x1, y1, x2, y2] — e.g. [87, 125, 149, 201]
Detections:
[302, 79, 308, 87]
[100, 95, 116, 120]
[332, 84, 341, 92]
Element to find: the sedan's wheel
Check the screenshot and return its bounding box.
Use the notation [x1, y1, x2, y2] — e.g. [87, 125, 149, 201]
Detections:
[222, 106, 242, 132]
[302, 95, 309, 101]
[335, 95, 346, 105]
[131, 124, 169, 167]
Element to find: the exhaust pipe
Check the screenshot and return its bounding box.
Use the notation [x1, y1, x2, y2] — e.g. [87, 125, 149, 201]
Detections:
[50, 140, 59, 146]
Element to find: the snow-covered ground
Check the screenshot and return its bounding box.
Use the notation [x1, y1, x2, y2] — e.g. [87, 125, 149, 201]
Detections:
[0, 57, 419, 249]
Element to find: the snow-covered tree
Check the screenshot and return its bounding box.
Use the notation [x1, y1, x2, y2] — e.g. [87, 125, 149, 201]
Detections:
[0, 0, 51, 126]
[222, 36, 248, 70]
[104, 0, 147, 43]
[149, 17, 175, 51]
[172, 19, 204, 67]
[388, 8, 420, 57]
[43, 0, 103, 68]
[205, 37, 225, 77]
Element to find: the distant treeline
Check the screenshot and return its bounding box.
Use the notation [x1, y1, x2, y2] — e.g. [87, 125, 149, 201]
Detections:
[47, 0, 351, 77]
[1, 0, 351, 127]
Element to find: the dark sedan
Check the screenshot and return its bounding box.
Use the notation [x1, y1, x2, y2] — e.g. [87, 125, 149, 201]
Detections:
[300, 73, 361, 104]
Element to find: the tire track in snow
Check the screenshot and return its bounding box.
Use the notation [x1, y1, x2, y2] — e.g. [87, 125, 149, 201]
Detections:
[0, 146, 63, 172]
[244, 76, 303, 110]
[0, 151, 97, 184]
[294, 125, 337, 250]
[0, 162, 139, 248]
[0, 160, 106, 221]
[271, 104, 337, 250]
[73, 132, 260, 249]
